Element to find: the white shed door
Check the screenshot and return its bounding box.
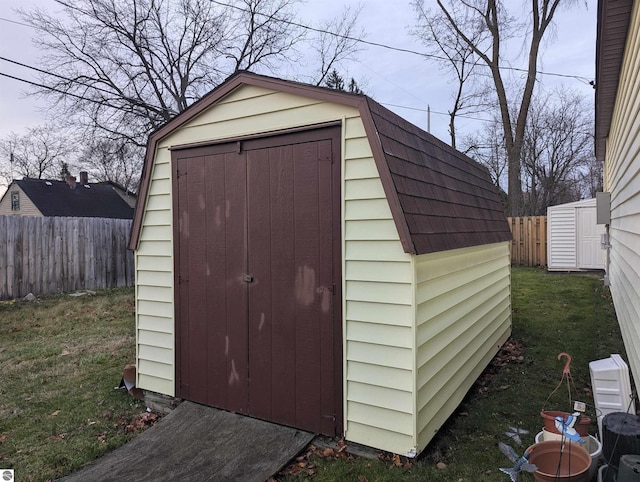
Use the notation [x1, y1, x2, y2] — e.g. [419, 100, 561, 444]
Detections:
[577, 207, 603, 269]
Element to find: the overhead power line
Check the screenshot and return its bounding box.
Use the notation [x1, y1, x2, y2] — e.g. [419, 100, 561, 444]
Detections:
[208, 0, 593, 84]
[0, 5, 593, 88]
[0, 56, 176, 115]
[0, 71, 166, 116]
[1, 66, 492, 125]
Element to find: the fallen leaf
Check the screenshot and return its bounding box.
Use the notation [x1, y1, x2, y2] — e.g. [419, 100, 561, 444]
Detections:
[392, 454, 402, 467]
[60, 350, 71, 357]
[358, 476, 369, 482]
[0, 434, 7, 443]
[322, 447, 334, 457]
[50, 410, 61, 417]
[50, 433, 66, 441]
[436, 462, 447, 469]
[97, 434, 106, 443]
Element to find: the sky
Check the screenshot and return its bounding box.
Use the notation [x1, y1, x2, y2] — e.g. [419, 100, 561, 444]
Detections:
[0, 0, 598, 196]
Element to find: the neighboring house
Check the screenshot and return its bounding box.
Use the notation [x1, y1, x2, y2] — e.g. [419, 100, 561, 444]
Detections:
[0, 173, 135, 218]
[595, 0, 640, 384]
[129, 71, 512, 456]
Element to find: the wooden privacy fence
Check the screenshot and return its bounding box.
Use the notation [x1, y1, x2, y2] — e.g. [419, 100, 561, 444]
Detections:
[508, 216, 548, 267]
[0, 216, 134, 300]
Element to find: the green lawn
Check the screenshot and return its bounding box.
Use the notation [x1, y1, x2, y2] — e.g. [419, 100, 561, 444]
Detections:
[0, 288, 146, 481]
[0, 268, 628, 481]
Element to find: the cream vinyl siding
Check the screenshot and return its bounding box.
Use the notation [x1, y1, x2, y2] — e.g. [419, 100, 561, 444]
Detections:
[135, 148, 174, 395]
[343, 114, 415, 455]
[414, 242, 511, 451]
[0, 186, 43, 216]
[603, 0, 640, 385]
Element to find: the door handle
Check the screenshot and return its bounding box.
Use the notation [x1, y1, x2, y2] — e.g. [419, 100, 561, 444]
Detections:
[243, 275, 254, 283]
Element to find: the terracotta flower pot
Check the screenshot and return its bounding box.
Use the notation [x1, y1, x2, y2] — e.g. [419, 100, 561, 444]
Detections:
[540, 411, 591, 437]
[527, 440, 591, 482]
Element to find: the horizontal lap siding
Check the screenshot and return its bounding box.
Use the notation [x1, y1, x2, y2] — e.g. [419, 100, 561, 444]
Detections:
[547, 208, 577, 270]
[135, 143, 174, 394]
[414, 242, 511, 452]
[605, 1, 640, 385]
[0, 186, 42, 216]
[343, 116, 415, 455]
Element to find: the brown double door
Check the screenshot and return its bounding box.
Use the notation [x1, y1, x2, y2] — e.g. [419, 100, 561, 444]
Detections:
[172, 127, 342, 436]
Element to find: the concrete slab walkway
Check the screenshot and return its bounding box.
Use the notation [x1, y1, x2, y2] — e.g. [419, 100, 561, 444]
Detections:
[57, 401, 314, 482]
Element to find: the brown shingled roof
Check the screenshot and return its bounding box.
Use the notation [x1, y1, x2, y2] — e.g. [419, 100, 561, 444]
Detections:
[130, 71, 511, 255]
[364, 98, 511, 254]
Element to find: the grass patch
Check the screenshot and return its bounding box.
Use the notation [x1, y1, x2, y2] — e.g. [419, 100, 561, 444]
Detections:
[0, 269, 627, 481]
[0, 288, 145, 481]
[275, 268, 627, 481]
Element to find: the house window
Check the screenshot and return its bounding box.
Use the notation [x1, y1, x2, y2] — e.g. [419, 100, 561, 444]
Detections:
[10, 191, 20, 211]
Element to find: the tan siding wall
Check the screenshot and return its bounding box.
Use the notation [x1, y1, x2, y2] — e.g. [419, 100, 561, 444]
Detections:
[0, 185, 42, 216]
[414, 242, 511, 451]
[135, 146, 175, 395]
[342, 117, 415, 455]
[136, 86, 416, 455]
[604, 0, 640, 385]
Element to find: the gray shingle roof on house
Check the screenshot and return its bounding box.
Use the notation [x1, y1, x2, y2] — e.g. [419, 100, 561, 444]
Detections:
[15, 178, 135, 219]
[130, 71, 511, 254]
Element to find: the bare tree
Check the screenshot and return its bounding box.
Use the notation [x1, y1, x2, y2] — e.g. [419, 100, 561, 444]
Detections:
[412, 0, 490, 149]
[78, 139, 141, 193]
[19, 0, 304, 148]
[520, 89, 593, 214]
[223, 0, 305, 72]
[0, 125, 76, 181]
[462, 116, 508, 192]
[578, 155, 603, 199]
[419, 0, 571, 215]
[311, 4, 365, 86]
[16, 0, 306, 192]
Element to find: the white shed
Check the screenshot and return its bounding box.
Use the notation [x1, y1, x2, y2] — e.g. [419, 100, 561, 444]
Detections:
[547, 198, 605, 271]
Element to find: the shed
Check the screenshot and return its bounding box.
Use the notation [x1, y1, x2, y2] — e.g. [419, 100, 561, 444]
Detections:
[547, 198, 605, 271]
[129, 71, 513, 456]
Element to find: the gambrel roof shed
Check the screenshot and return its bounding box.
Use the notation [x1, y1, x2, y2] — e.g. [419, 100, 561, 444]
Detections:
[130, 71, 512, 456]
